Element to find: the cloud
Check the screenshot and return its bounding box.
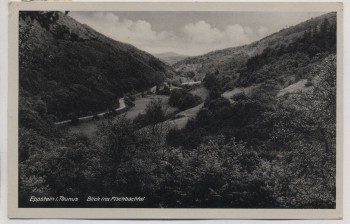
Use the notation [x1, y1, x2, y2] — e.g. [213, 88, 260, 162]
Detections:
[182, 21, 224, 44]
[71, 12, 270, 55]
[72, 12, 174, 46]
[181, 21, 268, 47]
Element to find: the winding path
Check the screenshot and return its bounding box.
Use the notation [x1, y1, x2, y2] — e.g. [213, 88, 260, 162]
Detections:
[54, 98, 125, 126]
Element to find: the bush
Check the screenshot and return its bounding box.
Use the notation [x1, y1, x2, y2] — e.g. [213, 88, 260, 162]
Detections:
[184, 71, 196, 79]
[166, 128, 185, 147]
[134, 99, 166, 128]
[171, 80, 181, 87]
[169, 89, 202, 111]
[157, 84, 171, 95]
[125, 93, 136, 101]
[124, 97, 135, 108]
[209, 88, 221, 99]
[231, 92, 248, 101]
[305, 78, 313, 87]
[196, 108, 214, 125]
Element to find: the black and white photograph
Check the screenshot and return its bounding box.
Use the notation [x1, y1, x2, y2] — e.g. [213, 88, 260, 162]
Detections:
[7, 1, 343, 219]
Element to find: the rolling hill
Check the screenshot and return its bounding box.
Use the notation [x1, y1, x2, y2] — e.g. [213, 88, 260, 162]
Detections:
[19, 11, 176, 121]
[155, 52, 188, 65]
[18, 11, 337, 209]
[173, 12, 336, 90]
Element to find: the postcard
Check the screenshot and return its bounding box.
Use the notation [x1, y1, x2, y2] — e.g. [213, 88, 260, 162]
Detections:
[8, 1, 343, 219]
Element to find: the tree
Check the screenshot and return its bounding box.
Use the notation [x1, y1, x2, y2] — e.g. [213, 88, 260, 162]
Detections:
[134, 99, 167, 132]
[167, 136, 277, 208]
[169, 89, 202, 111]
[263, 55, 336, 208]
[203, 73, 221, 92]
[166, 128, 185, 147]
[98, 116, 137, 164]
[273, 55, 336, 154]
[320, 18, 330, 45]
[124, 97, 135, 108]
[144, 99, 166, 127]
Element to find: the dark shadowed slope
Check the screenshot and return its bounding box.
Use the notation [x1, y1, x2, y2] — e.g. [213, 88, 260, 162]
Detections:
[19, 11, 176, 121]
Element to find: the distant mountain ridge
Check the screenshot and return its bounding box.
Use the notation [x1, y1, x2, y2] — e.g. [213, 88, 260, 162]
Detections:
[173, 12, 336, 88]
[19, 11, 176, 120]
[155, 52, 189, 65]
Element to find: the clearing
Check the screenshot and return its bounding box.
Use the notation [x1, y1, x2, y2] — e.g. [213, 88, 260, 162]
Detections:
[222, 86, 256, 102]
[66, 95, 175, 138]
[277, 79, 311, 97]
[163, 86, 209, 129]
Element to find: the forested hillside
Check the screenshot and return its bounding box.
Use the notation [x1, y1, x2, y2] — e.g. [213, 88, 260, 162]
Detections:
[19, 11, 337, 209]
[165, 12, 337, 208]
[174, 12, 336, 90]
[19, 11, 176, 121]
[155, 52, 188, 65]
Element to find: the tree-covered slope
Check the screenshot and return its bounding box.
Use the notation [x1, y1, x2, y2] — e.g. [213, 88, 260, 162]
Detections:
[19, 11, 176, 121]
[174, 12, 336, 90]
[18, 11, 338, 209]
[155, 52, 188, 65]
[164, 13, 337, 208]
[236, 16, 336, 88]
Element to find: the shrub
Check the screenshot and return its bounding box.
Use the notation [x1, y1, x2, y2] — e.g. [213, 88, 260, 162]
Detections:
[133, 99, 166, 128]
[143, 99, 166, 125]
[169, 89, 202, 111]
[209, 88, 221, 99]
[171, 80, 181, 87]
[125, 93, 136, 101]
[305, 78, 313, 87]
[166, 128, 185, 147]
[157, 84, 171, 95]
[231, 92, 248, 101]
[124, 97, 135, 108]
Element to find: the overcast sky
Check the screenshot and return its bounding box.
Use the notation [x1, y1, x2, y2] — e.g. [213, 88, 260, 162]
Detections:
[70, 11, 328, 56]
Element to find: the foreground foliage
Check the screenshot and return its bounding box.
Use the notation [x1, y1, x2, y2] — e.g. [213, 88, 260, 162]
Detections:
[19, 11, 174, 121]
[18, 11, 337, 209]
[19, 55, 336, 207]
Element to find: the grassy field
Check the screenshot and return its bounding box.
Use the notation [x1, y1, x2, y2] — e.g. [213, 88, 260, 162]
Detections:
[66, 87, 207, 138]
[165, 86, 208, 129]
[168, 103, 204, 129]
[124, 95, 176, 119]
[222, 85, 256, 102]
[66, 120, 103, 138]
[66, 95, 176, 139]
[222, 81, 310, 100]
[277, 79, 310, 97]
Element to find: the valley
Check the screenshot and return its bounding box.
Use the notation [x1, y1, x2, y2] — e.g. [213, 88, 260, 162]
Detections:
[66, 94, 174, 138]
[18, 11, 337, 209]
[66, 83, 207, 138]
